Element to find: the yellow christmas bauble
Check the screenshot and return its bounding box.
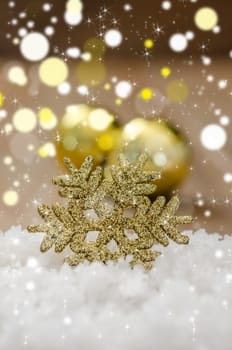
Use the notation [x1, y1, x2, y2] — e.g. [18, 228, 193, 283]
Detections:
[106, 118, 191, 194]
[55, 104, 120, 168]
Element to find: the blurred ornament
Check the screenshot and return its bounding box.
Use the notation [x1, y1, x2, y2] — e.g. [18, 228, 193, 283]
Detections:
[55, 104, 120, 168]
[56, 107, 190, 194]
[106, 118, 191, 194]
[83, 37, 106, 59]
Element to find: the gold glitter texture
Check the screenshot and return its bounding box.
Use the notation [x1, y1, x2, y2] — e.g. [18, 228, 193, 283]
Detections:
[28, 154, 192, 269]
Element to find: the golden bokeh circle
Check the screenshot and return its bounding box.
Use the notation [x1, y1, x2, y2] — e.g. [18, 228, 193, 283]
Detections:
[39, 57, 68, 87]
[194, 7, 218, 31]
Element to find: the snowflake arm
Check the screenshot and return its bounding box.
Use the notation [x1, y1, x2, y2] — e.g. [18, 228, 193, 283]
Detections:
[52, 156, 103, 199]
[28, 203, 63, 252]
[109, 153, 160, 206]
[130, 249, 161, 270]
[150, 196, 192, 246]
[159, 196, 192, 244]
[28, 200, 90, 253]
[133, 195, 192, 250]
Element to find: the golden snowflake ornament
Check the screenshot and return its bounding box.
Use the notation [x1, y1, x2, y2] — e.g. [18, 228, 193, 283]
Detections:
[28, 153, 192, 270]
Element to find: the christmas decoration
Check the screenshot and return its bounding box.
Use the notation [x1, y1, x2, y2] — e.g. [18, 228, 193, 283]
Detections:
[56, 110, 191, 195]
[107, 118, 191, 194]
[28, 153, 192, 269]
[55, 104, 120, 168]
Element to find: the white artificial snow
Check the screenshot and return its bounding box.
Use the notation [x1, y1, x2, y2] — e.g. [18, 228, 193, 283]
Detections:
[0, 226, 232, 350]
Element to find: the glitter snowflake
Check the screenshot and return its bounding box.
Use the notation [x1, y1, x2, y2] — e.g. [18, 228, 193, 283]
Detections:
[28, 154, 192, 269]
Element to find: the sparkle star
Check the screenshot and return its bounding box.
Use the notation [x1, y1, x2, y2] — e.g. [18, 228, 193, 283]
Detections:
[153, 23, 164, 36]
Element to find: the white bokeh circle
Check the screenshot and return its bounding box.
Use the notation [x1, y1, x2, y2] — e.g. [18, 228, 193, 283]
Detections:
[169, 33, 188, 52]
[115, 81, 132, 99]
[104, 29, 123, 48]
[200, 124, 227, 151]
[20, 32, 49, 61]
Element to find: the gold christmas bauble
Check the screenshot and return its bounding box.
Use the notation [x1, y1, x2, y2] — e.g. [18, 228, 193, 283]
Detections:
[106, 118, 191, 194]
[55, 104, 120, 168]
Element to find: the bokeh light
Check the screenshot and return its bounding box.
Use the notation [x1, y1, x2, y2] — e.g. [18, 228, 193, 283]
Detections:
[139, 88, 153, 101]
[166, 80, 189, 102]
[64, 0, 83, 26]
[161, 1, 172, 10]
[161, 67, 171, 78]
[38, 108, 57, 130]
[76, 61, 106, 86]
[223, 173, 232, 183]
[0, 92, 4, 107]
[20, 32, 50, 61]
[194, 7, 218, 31]
[57, 82, 71, 95]
[38, 142, 56, 158]
[12, 108, 37, 133]
[89, 108, 114, 131]
[115, 81, 132, 99]
[39, 57, 69, 87]
[169, 33, 188, 52]
[104, 29, 123, 48]
[200, 124, 227, 151]
[66, 47, 80, 59]
[7, 66, 28, 86]
[144, 39, 154, 49]
[2, 190, 19, 206]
